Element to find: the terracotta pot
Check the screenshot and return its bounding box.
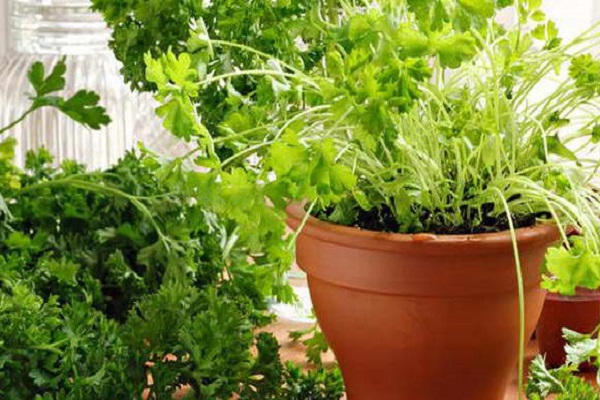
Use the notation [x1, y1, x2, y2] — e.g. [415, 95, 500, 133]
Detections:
[536, 289, 600, 368]
[286, 204, 559, 400]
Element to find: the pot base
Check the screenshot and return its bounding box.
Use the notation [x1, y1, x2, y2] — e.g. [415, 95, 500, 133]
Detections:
[310, 277, 544, 400]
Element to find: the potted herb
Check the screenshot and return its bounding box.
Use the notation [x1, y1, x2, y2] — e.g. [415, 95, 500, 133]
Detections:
[95, 0, 600, 398]
[536, 236, 600, 369]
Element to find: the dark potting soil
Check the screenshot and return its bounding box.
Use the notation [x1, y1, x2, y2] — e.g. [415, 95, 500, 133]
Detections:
[313, 203, 548, 235]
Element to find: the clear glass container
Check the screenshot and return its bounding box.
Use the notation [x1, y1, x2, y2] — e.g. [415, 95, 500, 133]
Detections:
[0, 0, 164, 169]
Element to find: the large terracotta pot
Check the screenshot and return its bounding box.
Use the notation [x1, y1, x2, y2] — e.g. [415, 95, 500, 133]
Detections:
[286, 204, 559, 400]
[536, 289, 600, 368]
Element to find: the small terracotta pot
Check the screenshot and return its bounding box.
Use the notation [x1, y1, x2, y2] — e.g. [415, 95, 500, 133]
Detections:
[286, 204, 559, 400]
[536, 289, 600, 368]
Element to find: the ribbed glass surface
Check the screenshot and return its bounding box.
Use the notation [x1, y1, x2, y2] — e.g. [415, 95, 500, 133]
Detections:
[10, 0, 110, 55]
[0, 0, 167, 170]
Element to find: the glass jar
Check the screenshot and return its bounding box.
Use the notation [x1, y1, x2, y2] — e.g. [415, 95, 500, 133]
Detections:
[0, 0, 163, 169]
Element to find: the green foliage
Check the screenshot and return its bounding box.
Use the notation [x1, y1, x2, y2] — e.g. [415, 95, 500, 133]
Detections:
[93, 1, 600, 394]
[289, 323, 331, 365]
[0, 145, 345, 398]
[0, 284, 137, 399]
[91, 0, 328, 134]
[0, 62, 344, 399]
[95, 0, 600, 294]
[240, 333, 344, 400]
[102, 0, 507, 231]
[526, 329, 600, 400]
[0, 59, 111, 136]
[280, 362, 345, 400]
[543, 238, 600, 295]
[126, 284, 257, 399]
[569, 54, 600, 96]
[93, 0, 498, 135]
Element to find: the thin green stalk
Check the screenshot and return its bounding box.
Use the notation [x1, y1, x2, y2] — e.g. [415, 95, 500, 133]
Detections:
[0, 106, 36, 136]
[209, 39, 305, 75]
[22, 178, 170, 249]
[326, 0, 339, 25]
[220, 140, 274, 169]
[213, 125, 277, 144]
[198, 69, 318, 89]
[493, 187, 526, 400]
[288, 200, 317, 250]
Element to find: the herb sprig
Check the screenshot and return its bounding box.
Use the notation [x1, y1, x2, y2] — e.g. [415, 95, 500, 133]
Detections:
[0, 59, 111, 136]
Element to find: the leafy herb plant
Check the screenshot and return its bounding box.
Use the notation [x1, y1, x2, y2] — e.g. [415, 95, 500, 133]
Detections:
[0, 59, 111, 135]
[96, 0, 600, 306]
[0, 60, 344, 399]
[527, 328, 600, 400]
[93, 0, 600, 394]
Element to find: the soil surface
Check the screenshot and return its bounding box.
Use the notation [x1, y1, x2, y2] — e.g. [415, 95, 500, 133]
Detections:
[314, 203, 549, 235]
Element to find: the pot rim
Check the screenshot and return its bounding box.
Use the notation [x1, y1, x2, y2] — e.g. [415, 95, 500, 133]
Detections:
[286, 203, 560, 254]
[546, 288, 600, 302]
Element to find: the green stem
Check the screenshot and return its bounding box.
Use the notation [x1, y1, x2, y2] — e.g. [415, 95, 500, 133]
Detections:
[327, 0, 338, 25]
[493, 187, 526, 400]
[198, 69, 318, 89]
[213, 125, 276, 144]
[0, 106, 36, 136]
[220, 141, 274, 169]
[288, 200, 317, 250]
[209, 40, 304, 75]
[22, 178, 170, 249]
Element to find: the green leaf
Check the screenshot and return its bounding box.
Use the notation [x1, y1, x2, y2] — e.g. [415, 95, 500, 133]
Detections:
[308, 139, 356, 205]
[531, 10, 546, 22]
[563, 328, 597, 366]
[288, 324, 330, 366]
[27, 62, 46, 94]
[28, 60, 66, 97]
[23, 59, 111, 131]
[569, 54, 600, 95]
[57, 90, 112, 130]
[187, 18, 214, 57]
[591, 125, 600, 143]
[528, 0, 543, 11]
[497, 0, 514, 7]
[5, 232, 32, 250]
[458, 0, 495, 18]
[395, 27, 431, 58]
[353, 190, 372, 211]
[532, 21, 559, 42]
[42, 258, 80, 285]
[145, 51, 199, 96]
[268, 132, 306, 176]
[434, 33, 478, 68]
[543, 238, 600, 295]
[145, 53, 169, 87]
[526, 356, 569, 398]
[164, 52, 198, 90]
[546, 135, 577, 161]
[156, 97, 198, 141]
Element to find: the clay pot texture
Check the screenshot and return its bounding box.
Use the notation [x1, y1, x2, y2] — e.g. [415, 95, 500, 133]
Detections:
[286, 204, 559, 400]
[537, 289, 600, 368]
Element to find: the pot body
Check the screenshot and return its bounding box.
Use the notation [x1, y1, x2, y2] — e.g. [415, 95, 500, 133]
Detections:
[287, 205, 559, 400]
[536, 289, 600, 368]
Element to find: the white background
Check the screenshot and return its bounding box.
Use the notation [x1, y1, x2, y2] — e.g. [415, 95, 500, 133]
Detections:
[0, 0, 6, 56]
